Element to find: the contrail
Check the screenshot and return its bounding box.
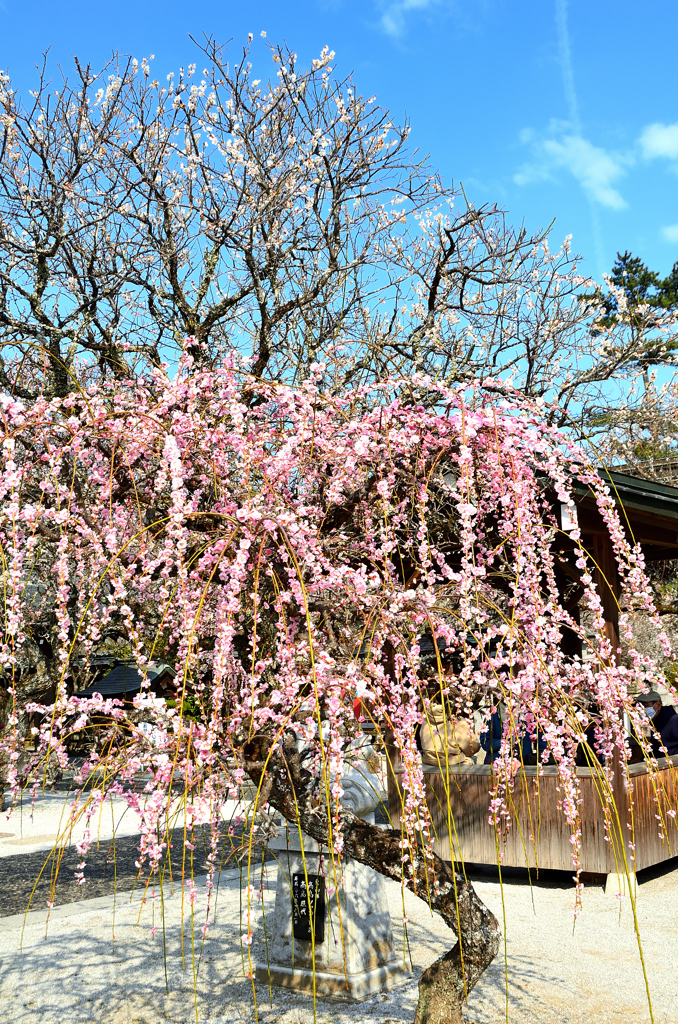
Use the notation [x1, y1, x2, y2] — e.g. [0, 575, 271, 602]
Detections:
[555, 0, 581, 133]
[555, 0, 605, 277]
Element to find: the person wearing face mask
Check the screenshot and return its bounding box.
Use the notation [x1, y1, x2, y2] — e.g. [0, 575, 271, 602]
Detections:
[638, 689, 678, 757]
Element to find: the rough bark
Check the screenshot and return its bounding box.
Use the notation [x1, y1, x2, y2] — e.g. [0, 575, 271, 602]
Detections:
[243, 734, 500, 1023]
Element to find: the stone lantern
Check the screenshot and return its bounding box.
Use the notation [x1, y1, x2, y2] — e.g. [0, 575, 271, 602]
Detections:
[256, 743, 410, 999]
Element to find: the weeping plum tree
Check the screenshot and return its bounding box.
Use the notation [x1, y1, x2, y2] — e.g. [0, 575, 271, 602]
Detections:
[0, 346, 673, 1023]
[0, 32, 677, 1024]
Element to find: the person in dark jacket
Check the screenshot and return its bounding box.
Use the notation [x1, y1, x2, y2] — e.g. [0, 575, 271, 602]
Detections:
[575, 721, 605, 767]
[521, 728, 549, 766]
[639, 690, 678, 757]
[479, 711, 548, 765]
[574, 702, 605, 768]
[479, 711, 502, 764]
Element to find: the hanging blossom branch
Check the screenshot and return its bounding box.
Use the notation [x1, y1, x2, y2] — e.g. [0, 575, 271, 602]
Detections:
[0, 341, 674, 1023]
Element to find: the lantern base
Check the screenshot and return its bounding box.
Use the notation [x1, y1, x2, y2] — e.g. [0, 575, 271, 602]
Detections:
[255, 960, 411, 1001]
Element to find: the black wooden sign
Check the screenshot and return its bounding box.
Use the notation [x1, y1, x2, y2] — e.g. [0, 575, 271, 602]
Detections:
[292, 872, 325, 944]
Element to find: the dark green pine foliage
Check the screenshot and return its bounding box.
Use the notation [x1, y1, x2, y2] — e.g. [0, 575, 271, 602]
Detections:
[597, 251, 678, 372]
[585, 253, 678, 467]
[605, 250, 678, 314]
[658, 260, 678, 310]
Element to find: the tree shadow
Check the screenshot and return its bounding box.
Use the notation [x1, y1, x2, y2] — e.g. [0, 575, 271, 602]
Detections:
[1, 872, 271, 1023]
[0, 822, 273, 919]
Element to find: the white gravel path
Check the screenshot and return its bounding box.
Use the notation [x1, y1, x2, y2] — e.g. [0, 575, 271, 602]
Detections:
[0, 792, 244, 858]
[0, 792, 142, 858]
[0, 855, 676, 1024]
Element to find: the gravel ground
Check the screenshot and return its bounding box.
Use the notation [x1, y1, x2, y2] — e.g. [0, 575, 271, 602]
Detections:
[0, 853, 676, 1024]
[0, 790, 144, 858]
[0, 790, 249, 859]
[0, 791, 276, 918]
[0, 825, 270, 918]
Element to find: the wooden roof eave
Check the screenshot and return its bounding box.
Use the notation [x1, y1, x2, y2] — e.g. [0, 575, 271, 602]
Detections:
[567, 470, 678, 561]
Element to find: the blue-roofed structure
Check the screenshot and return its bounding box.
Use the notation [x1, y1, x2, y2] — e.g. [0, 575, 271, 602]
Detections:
[75, 661, 175, 699]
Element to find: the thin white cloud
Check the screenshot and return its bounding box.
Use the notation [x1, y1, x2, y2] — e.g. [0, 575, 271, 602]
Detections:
[640, 122, 678, 161]
[662, 224, 678, 243]
[378, 0, 436, 38]
[515, 127, 629, 210]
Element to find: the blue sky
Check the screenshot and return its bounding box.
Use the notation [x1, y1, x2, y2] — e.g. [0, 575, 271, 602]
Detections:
[2, 0, 676, 283]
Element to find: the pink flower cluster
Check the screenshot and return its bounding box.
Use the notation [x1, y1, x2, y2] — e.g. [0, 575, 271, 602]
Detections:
[0, 350, 673, 896]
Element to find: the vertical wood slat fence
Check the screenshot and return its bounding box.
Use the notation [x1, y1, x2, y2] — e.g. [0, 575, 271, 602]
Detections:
[382, 472, 678, 881]
[386, 755, 678, 876]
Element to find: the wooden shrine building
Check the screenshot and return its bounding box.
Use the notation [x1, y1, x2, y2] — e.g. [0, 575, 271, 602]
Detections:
[388, 470, 678, 889]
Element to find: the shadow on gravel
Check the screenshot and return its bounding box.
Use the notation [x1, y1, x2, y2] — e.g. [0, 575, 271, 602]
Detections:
[0, 882, 256, 1024]
[636, 854, 678, 885]
[462, 862, 580, 889]
[0, 823, 273, 919]
[463, 853, 678, 894]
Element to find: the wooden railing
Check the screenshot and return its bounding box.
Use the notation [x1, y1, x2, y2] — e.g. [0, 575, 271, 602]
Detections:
[387, 755, 678, 875]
